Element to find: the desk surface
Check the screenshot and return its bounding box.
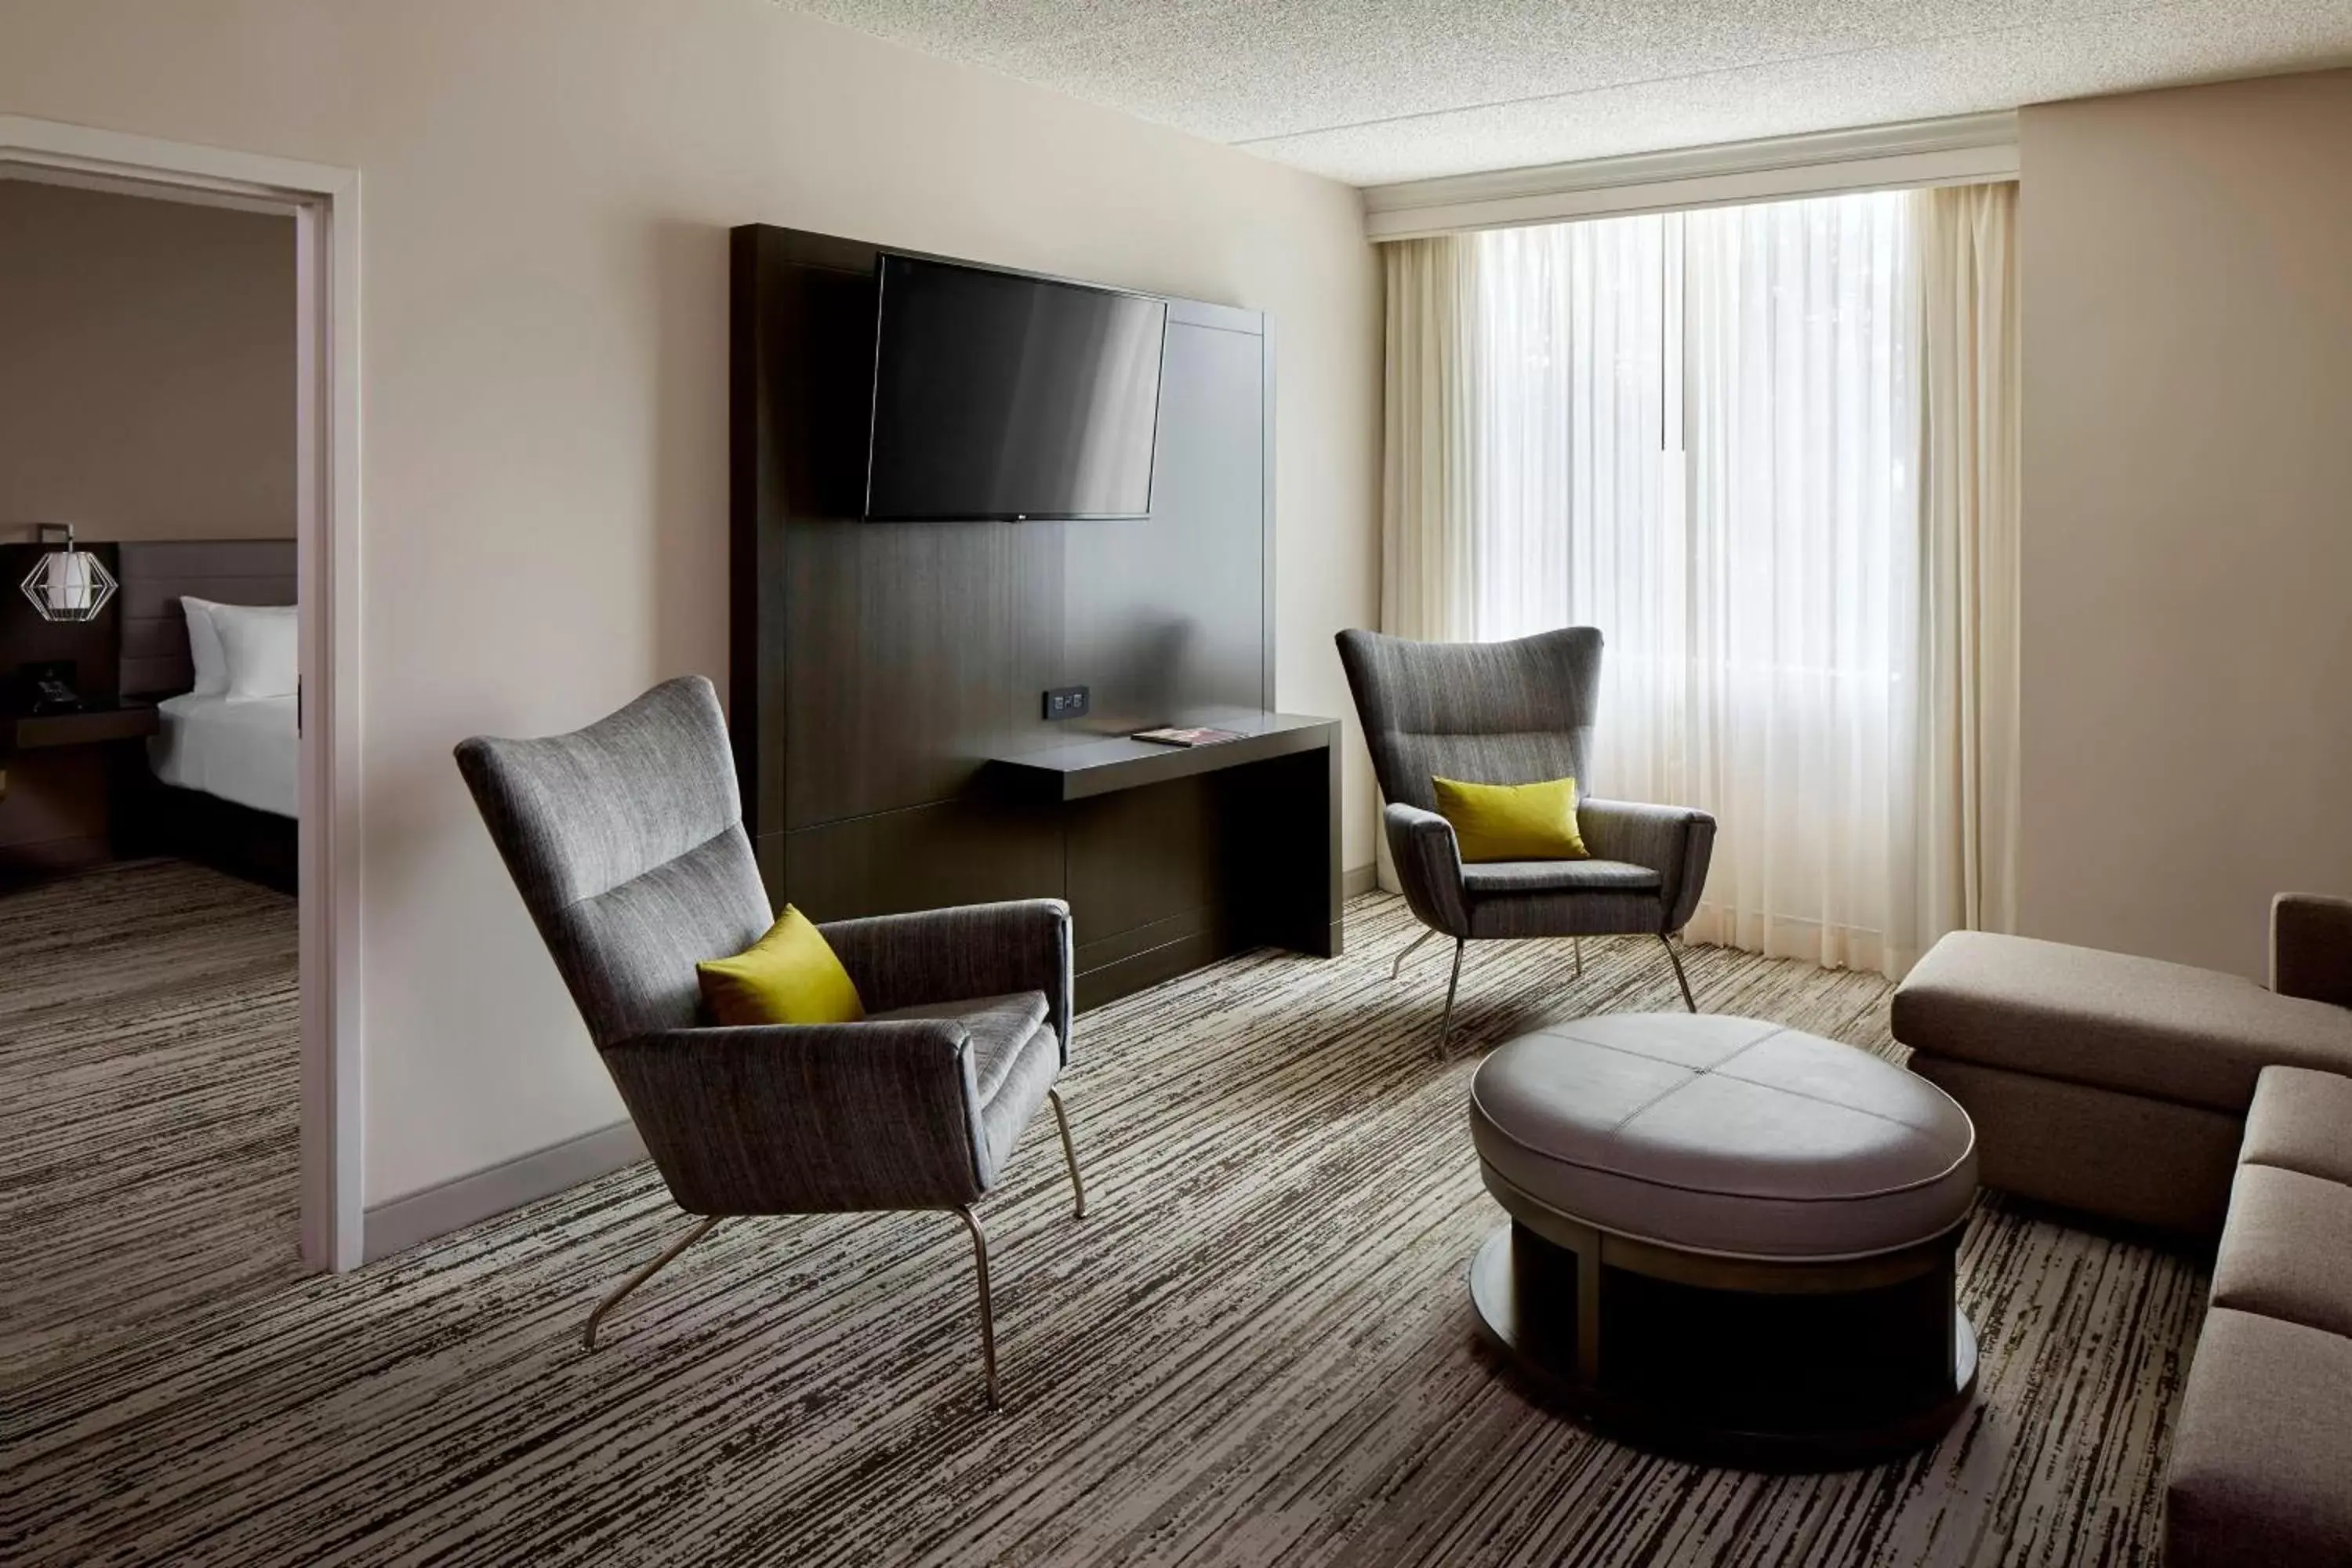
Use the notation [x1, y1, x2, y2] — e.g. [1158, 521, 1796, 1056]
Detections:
[983, 712, 1338, 803]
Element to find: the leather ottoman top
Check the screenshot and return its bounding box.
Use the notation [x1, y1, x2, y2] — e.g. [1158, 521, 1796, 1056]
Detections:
[1470, 1014, 1977, 1260]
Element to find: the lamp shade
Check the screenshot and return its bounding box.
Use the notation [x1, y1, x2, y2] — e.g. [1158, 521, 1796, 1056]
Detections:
[18, 528, 117, 623]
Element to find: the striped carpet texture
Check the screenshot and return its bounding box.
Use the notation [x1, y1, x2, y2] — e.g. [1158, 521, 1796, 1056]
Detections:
[2, 868, 2206, 1566]
[0, 860, 302, 1388]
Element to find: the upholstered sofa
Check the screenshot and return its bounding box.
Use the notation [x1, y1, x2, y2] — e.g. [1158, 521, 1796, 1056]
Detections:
[1892, 897, 2352, 1236]
[1892, 895, 2352, 1567]
[2165, 1064, 2352, 1566]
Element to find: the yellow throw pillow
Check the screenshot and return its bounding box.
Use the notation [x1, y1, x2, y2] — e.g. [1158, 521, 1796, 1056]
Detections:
[1431, 775, 1590, 863]
[696, 905, 866, 1027]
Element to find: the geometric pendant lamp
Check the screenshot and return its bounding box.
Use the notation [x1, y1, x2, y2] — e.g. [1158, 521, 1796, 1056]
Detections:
[19, 523, 117, 623]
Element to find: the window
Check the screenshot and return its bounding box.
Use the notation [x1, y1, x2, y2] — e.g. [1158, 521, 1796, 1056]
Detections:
[1465, 192, 1922, 969]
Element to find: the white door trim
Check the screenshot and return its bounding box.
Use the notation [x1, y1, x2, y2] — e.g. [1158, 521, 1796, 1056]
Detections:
[0, 115, 366, 1272]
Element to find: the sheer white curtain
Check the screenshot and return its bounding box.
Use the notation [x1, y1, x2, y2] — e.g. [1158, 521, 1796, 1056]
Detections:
[1677, 194, 1922, 972]
[1432, 191, 1933, 975]
[1379, 187, 2017, 975]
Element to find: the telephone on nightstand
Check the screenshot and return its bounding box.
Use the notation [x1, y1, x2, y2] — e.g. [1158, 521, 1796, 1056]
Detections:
[17, 659, 85, 715]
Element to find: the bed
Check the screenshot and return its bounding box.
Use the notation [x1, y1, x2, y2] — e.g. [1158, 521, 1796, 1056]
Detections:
[148, 691, 299, 818]
[115, 539, 298, 891]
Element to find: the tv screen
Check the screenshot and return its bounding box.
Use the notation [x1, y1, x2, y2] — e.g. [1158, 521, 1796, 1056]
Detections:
[865, 255, 1167, 521]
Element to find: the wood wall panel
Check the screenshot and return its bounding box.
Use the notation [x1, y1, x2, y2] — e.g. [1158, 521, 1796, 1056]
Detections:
[733, 224, 1319, 1006]
[782, 517, 1023, 827]
[769, 798, 1062, 926]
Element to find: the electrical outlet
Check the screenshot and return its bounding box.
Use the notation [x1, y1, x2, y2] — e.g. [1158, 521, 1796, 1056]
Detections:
[1043, 685, 1091, 721]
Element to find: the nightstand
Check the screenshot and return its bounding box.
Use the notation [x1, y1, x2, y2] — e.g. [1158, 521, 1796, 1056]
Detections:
[0, 702, 161, 855]
[2, 699, 162, 757]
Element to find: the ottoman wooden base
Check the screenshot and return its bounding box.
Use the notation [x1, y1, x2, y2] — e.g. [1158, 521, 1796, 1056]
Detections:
[1470, 1220, 1977, 1472]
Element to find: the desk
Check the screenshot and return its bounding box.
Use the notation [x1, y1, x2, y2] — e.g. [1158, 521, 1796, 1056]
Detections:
[980, 713, 1342, 1007]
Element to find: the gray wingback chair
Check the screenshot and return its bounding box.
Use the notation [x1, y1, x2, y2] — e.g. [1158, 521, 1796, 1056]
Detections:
[454, 675, 1083, 1406]
[1335, 627, 1716, 1051]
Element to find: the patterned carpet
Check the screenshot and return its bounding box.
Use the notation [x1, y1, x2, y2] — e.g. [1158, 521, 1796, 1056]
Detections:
[0, 860, 302, 1387]
[0, 872, 2207, 1566]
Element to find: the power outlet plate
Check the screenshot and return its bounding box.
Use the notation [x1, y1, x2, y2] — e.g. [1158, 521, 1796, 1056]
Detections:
[1043, 685, 1090, 721]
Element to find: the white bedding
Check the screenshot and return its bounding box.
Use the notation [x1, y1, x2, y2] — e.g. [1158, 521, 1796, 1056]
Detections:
[149, 693, 299, 818]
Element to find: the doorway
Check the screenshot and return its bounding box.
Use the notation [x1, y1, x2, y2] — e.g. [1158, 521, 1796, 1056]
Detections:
[0, 118, 362, 1311]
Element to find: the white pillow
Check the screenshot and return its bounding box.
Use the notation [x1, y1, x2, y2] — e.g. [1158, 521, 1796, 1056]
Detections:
[211, 601, 299, 702]
[180, 596, 230, 697]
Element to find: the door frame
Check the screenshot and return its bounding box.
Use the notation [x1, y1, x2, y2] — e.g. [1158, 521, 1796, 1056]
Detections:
[0, 115, 366, 1271]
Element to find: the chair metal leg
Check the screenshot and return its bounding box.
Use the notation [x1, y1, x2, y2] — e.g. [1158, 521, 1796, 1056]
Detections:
[1660, 932, 1697, 1013]
[1391, 927, 1438, 982]
[953, 1205, 1000, 1409]
[1572, 936, 1584, 979]
[583, 1214, 722, 1351]
[1047, 1087, 1087, 1220]
[1437, 938, 1466, 1058]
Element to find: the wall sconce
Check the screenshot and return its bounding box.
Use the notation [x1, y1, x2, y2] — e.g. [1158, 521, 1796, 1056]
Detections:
[19, 524, 117, 623]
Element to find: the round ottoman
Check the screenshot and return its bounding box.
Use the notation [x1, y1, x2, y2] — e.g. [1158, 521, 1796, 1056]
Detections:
[1466, 1012, 1980, 1469]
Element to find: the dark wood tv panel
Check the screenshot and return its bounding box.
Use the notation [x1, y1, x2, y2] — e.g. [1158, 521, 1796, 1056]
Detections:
[730, 224, 1342, 1007]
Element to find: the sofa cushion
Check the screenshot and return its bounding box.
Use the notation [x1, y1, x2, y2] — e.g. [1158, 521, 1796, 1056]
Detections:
[2166, 1308, 2352, 1567]
[1459, 857, 1661, 895]
[2241, 1065, 2352, 1188]
[2212, 1163, 2352, 1341]
[1891, 931, 2352, 1114]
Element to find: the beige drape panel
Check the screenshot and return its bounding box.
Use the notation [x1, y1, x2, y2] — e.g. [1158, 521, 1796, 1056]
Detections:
[1911, 181, 2022, 942]
[1376, 237, 1482, 891]
[1380, 237, 1482, 644]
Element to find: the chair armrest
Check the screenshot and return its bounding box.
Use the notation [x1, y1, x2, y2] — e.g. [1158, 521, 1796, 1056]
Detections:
[601, 1019, 993, 1213]
[2272, 893, 2352, 1008]
[820, 899, 1074, 1063]
[1578, 799, 1717, 934]
[1385, 802, 1472, 936]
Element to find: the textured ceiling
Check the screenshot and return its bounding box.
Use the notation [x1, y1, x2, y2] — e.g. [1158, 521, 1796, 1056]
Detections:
[775, 0, 2352, 186]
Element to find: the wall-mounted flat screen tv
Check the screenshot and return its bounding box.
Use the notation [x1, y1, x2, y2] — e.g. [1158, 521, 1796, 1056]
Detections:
[865, 254, 1167, 522]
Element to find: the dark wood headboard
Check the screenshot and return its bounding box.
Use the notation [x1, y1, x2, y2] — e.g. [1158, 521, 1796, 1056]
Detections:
[117, 539, 296, 699]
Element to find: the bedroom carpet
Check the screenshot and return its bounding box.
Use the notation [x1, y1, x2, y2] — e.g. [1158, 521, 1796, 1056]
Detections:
[0, 859, 301, 1388]
[1, 884, 2206, 1566]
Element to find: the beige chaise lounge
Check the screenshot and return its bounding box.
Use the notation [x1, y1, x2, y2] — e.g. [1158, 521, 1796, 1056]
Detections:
[1891, 895, 2352, 1235]
[1893, 895, 2352, 1568]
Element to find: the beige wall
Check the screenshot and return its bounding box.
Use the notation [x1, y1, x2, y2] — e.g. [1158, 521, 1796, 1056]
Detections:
[2018, 69, 2352, 978]
[0, 179, 296, 543]
[0, 0, 1382, 1207]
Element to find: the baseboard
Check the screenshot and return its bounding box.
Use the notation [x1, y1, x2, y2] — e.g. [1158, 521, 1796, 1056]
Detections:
[362, 1118, 648, 1263]
[1344, 862, 1378, 898]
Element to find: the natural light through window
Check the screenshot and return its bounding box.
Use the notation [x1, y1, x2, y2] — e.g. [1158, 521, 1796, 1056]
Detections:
[1465, 191, 1922, 967]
